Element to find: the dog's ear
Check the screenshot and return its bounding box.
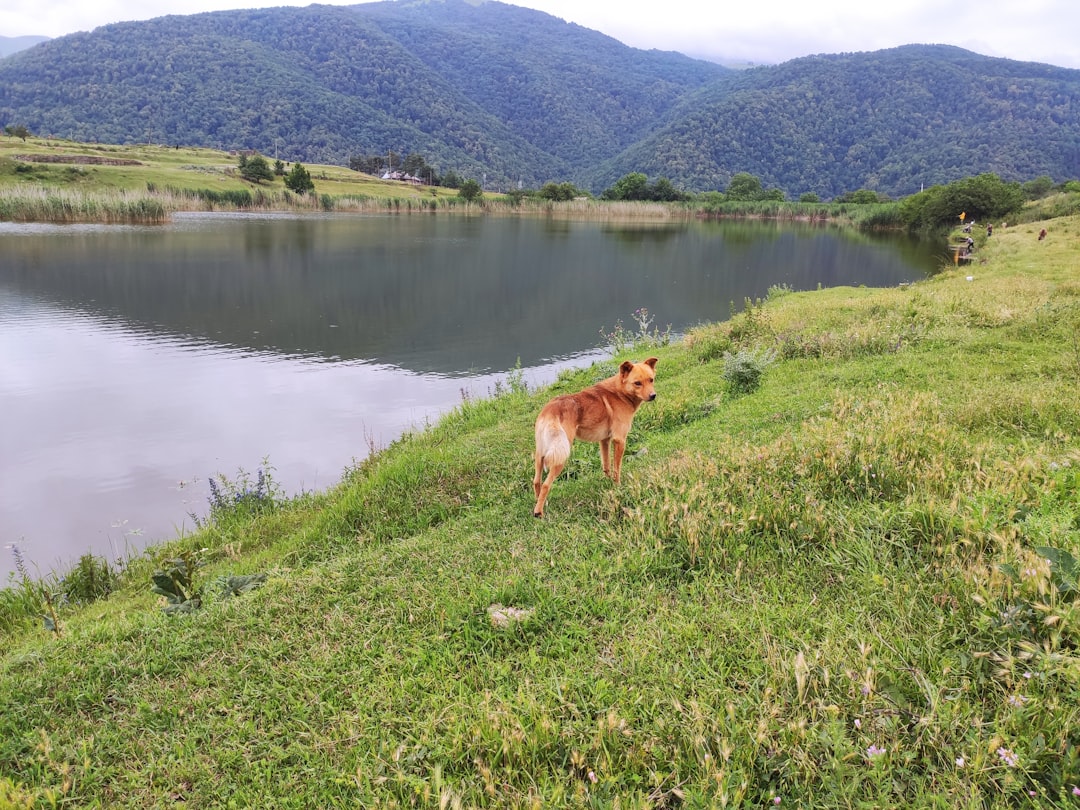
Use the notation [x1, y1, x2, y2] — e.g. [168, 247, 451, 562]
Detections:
[644, 357, 658, 369]
[619, 360, 634, 377]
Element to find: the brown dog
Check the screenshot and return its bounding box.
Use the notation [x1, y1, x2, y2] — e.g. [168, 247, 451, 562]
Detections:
[532, 358, 658, 517]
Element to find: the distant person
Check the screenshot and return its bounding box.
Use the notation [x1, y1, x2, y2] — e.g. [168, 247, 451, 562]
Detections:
[962, 221, 972, 233]
[966, 236, 975, 252]
[986, 223, 993, 237]
[1039, 228, 1048, 240]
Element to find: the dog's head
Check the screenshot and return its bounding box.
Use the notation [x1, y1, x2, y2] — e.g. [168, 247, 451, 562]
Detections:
[619, 357, 658, 403]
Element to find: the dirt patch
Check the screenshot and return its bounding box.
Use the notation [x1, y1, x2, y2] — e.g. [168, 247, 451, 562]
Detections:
[14, 153, 143, 166]
[486, 603, 535, 628]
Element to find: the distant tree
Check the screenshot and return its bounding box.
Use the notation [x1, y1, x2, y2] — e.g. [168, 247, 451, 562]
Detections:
[458, 178, 482, 202]
[602, 172, 649, 201]
[239, 153, 274, 184]
[441, 169, 463, 189]
[1022, 175, 1055, 200]
[273, 159, 286, 176]
[504, 188, 530, 206]
[724, 172, 763, 201]
[401, 152, 432, 179]
[539, 181, 581, 201]
[835, 189, 887, 204]
[4, 124, 31, 141]
[799, 192, 821, 203]
[650, 177, 687, 202]
[349, 154, 385, 174]
[284, 161, 314, 194]
[759, 188, 786, 202]
[897, 173, 1023, 231]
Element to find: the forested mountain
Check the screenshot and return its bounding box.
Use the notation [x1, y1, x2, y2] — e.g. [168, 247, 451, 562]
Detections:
[0, 0, 723, 188]
[591, 45, 1080, 199]
[1, 0, 1078, 197]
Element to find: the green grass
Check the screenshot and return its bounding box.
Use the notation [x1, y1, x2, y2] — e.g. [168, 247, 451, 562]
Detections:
[0, 136, 466, 221]
[1, 213, 1079, 807]
[0, 134, 963, 226]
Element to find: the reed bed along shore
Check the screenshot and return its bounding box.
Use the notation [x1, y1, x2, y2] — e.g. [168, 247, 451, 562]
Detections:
[0, 182, 878, 225]
[0, 186, 170, 224]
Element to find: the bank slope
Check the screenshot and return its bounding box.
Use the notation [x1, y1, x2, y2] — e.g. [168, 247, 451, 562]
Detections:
[1, 217, 1079, 806]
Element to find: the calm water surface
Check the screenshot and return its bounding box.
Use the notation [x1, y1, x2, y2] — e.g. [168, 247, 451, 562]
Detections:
[0, 213, 942, 579]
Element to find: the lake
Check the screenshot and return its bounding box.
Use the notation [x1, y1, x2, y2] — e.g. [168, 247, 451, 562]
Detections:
[0, 213, 942, 580]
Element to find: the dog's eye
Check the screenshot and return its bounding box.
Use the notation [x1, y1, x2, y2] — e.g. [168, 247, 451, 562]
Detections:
[634, 381, 642, 386]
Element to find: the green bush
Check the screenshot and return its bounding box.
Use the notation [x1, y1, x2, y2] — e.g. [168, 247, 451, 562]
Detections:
[722, 346, 776, 394]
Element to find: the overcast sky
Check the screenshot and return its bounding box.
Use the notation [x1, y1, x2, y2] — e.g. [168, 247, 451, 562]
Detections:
[4, 0, 1079, 70]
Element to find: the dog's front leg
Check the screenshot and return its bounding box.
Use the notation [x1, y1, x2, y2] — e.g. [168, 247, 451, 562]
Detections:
[610, 438, 626, 484]
[599, 438, 611, 478]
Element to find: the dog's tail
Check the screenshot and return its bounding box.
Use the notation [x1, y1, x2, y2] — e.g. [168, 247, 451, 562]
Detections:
[534, 417, 571, 470]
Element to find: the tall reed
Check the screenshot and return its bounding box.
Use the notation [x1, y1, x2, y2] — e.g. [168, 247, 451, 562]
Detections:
[0, 187, 170, 224]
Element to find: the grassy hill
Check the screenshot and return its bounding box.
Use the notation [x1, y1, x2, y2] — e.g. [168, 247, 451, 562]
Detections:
[0, 135, 458, 198]
[2, 210, 1078, 806]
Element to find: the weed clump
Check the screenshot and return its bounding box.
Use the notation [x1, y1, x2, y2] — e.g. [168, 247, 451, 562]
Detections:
[722, 346, 776, 394]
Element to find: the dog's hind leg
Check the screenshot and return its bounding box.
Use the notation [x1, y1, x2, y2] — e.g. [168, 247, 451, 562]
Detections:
[533, 449, 545, 500]
[533, 458, 566, 518]
[532, 416, 573, 517]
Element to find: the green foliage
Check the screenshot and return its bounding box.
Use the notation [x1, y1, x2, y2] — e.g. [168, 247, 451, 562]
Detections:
[201, 461, 283, 527]
[1022, 175, 1055, 200]
[724, 171, 763, 200]
[538, 181, 582, 201]
[238, 152, 274, 184]
[457, 178, 482, 202]
[0, 186, 169, 223]
[1033, 546, 1079, 599]
[599, 307, 672, 354]
[58, 553, 119, 603]
[440, 168, 462, 189]
[898, 173, 1025, 231]
[601, 172, 649, 200]
[601, 172, 689, 201]
[283, 161, 314, 194]
[835, 188, 891, 204]
[3, 124, 30, 141]
[150, 552, 202, 614]
[721, 345, 776, 394]
[169, 186, 255, 208]
[348, 154, 378, 174]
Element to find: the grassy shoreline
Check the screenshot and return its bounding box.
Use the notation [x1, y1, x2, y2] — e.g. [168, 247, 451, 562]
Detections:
[0, 136, 885, 225]
[2, 208, 1078, 805]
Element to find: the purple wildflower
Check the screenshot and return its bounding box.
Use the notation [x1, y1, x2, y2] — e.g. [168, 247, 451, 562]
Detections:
[996, 747, 1019, 767]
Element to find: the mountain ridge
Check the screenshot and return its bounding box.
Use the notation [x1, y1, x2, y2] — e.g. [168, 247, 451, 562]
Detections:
[1, 1, 1077, 197]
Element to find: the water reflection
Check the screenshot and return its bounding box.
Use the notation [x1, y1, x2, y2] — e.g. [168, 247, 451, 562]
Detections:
[0, 214, 941, 579]
[1, 214, 940, 374]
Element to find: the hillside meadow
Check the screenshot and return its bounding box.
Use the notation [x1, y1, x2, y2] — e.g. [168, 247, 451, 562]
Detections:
[1, 204, 1078, 806]
[0, 135, 942, 230]
[0, 136, 466, 220]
